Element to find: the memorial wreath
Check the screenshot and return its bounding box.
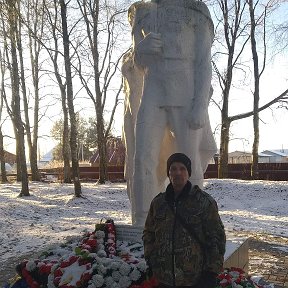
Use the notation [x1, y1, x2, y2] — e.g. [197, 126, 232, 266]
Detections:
[3, 219, 272, 288]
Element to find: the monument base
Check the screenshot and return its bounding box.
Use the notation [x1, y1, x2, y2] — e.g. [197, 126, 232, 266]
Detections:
[116, 225, 249, 272]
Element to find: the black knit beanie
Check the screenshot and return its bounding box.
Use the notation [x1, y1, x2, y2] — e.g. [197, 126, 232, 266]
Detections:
[167, 153, 191, 177]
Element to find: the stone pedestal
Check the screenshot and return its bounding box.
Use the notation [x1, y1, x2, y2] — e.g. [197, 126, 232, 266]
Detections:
[116, 225, 249, 272]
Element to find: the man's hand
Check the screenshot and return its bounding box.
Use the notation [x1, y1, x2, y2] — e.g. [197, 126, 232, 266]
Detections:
[136, 32, 163, 55]
[197, 271, 218, 288]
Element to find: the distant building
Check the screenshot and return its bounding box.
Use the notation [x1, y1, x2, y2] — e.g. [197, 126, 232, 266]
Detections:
[228, 151, 252, 164]
[90, 137, 125, 166]
[38, 149, 54, 166]
[3, 150, 16, 165]
[259, 149, 288, 163]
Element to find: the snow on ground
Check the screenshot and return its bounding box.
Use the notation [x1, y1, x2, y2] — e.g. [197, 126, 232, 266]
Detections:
[0, 179, 287, 266]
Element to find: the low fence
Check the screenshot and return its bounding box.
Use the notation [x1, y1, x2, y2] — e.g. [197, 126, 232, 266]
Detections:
[38, 163, 288, 182]
[204, 163, 288, 181]
[39, 166, 125, 182]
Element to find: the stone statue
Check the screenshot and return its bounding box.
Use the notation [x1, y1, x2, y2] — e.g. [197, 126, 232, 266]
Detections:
[122, 0, 217, 226]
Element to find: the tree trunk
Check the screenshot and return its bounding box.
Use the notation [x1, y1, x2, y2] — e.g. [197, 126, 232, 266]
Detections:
[7, 0, 29, 196]
[218, 61, 233, 178]
[0, 130, 8, 183]
[249, 0, 260, 180]
[61, 87, 71, 183]
[218, 119, 230, 178]
[17, 22, 40, 181]
[97, 124, 107, 184]
[60, 0, 81, 196]
[44, 0, 71, 183]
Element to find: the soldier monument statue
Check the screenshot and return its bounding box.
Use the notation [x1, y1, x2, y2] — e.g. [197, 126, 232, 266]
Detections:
[122, 0, 217, 226]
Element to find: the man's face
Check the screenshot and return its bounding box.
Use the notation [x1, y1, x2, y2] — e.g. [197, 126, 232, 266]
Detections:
[168, 162, 189, 189]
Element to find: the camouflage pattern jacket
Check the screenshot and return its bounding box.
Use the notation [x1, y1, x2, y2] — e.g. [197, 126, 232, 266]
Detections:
[143, 181, 226, 287]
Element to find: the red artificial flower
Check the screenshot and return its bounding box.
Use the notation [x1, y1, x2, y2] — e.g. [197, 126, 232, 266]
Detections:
[53, 276, 61, 286]
[235, 278, 242, 284]
[60, 260, 72, 268]
[231, 267, 245, 274]
[86, 239, 97, 248]
[39, 264, 52, 275]
[54, 268, 63, 278]
[81, 271, 92, 282]
[68, 256, 79, 264]
[81, 244, 92, 252]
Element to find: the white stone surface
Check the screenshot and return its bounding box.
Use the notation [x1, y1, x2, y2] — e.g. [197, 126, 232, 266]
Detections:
[123, 0, 217, 225]
[116, 225, 249, 271]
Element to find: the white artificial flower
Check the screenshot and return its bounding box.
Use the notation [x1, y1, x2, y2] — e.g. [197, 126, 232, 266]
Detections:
[50, 263, 59, 274]
[220, 279, 228, 284]
[112, 270, 122, 282]
[105, 276, 115, 286]
[119, 275, 132, 288]
[129, 268, 141, 281]
[107, 238, 115, 244]
[95, 231, 105, 239]
[87, 284, 96, 288]
[89, 253, 97, 258]
[37, 262, 45, 268]
[97, 250, 107, 258]
[136, 261, 148, 272]
[47, 274, 56, 288]
[119, 248, 130, 255]
[119, 262, 131, 276]
[97, 238, 104, 244]
[97, 244, 105, 251]
[26, 260, 37, 271]
[230, 271, 240, 279]
[98, 264, 107, 275]
[92, 274, 105, 288]
[109, 261, 121, 270]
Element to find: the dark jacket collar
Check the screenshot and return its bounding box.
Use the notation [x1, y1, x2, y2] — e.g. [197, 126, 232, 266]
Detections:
[165, 180, 193, 205]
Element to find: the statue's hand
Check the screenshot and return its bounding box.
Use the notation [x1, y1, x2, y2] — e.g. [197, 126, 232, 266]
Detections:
[136, 32, 162, 55]
[187, 107, 208, 130]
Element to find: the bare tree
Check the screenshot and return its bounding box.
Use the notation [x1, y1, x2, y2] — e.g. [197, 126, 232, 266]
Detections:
[43, 0, 71, 183]
[247, 0, 273, 179]
[212, 0, 250, 178]
[16, 0, 47, 181]
[0, 50, 8, 183]
[1, 0, 29, 195]
[74, 0, 129, 183]
[212, 0, 287, 178]
[59, 0, 81, 196]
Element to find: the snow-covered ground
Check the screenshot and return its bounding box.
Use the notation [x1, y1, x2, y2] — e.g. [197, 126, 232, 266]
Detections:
[0, 179, 287, 279]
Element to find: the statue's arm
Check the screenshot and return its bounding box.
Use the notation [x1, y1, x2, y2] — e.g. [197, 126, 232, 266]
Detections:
[132, 5, 162, 68]
[186, 11, 214, 130]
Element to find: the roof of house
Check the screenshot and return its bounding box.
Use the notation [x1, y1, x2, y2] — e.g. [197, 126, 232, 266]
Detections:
[229, 151, 252, 156]
[39, 149, 54, 162]
[260, 149, 288, 157]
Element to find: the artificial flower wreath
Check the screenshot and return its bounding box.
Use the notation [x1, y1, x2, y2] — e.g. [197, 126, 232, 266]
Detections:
[4, 219, 273, 288]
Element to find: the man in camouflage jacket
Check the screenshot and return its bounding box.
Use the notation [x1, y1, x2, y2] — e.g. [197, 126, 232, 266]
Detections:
[143, 153, 226, 287]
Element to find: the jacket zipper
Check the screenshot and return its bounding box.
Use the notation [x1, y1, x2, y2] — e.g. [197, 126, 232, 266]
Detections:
[171, 201, 177, 287]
